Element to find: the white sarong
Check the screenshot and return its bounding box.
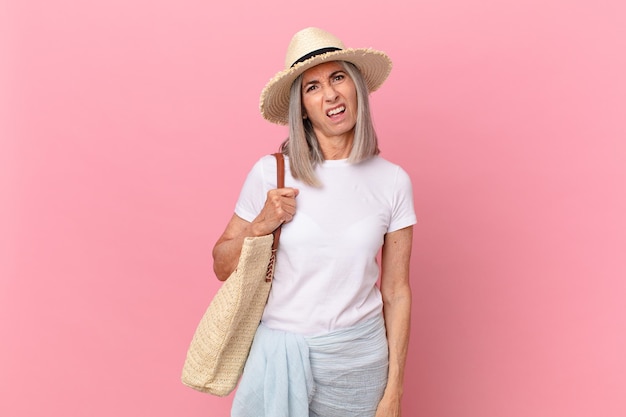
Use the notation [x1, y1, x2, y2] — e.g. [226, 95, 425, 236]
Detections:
[231, 314, 388, 417]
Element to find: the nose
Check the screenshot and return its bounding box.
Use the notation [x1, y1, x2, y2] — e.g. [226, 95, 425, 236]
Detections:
[322, 84, 338, 102]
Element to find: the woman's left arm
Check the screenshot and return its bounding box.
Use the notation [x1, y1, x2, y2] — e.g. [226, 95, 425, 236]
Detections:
[376, 225, 413, 417]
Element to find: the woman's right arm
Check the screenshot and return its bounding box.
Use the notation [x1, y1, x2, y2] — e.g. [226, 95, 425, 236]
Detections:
[212, 187, 299, 280]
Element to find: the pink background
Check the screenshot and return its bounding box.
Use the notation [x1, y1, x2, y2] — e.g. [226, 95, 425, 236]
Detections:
[2, 0, 625, 416]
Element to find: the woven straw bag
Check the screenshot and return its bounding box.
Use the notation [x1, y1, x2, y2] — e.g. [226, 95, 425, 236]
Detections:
[181, 153, 285, 396]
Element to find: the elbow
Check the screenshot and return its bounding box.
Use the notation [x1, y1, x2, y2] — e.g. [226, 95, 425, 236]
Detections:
[212, 259, 232, 282]
[212, 247, 230, 281]
[382, 282, 412, 307]
[214, 268, 225, 281]
[215, 274, 229, 282]
[212, 236, 242, 282]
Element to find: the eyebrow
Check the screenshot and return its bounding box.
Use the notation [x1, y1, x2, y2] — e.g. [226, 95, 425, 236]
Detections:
[302, 70, 346, 90]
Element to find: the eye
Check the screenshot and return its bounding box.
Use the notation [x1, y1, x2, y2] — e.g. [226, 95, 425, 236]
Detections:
[304, 84, 318, 93]
[333, 74, 345, 82]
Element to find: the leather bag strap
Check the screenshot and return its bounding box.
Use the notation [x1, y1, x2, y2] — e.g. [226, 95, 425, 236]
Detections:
[271, 153, 285, 251]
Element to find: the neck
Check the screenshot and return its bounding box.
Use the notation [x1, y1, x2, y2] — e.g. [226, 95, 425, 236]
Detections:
[317, 132, 354, 160]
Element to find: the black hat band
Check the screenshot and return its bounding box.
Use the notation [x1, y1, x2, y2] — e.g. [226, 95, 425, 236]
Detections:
[291, 47, 342, 68]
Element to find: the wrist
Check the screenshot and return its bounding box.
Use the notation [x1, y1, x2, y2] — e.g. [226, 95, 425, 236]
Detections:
[383, 382, 404, 399]
[249, 221, 269, 237]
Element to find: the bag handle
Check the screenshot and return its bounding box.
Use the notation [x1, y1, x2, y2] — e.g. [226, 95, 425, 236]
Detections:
[271, 152, 285, 252]
[264, 153, 285, 283]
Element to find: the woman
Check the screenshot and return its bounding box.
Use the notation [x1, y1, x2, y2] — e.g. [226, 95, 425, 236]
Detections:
[213, 27, 416, 417]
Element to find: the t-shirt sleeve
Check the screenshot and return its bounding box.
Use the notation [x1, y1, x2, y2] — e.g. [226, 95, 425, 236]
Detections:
[234, 157, 270, 222]
[388, 166, 417, 233]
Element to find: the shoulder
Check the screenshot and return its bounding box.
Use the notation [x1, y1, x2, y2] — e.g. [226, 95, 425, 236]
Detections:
[360, 155, 411, 178]
[244, 154, 286, 187]
[247, 154, 281, 174]
[252, 154, 280, 168]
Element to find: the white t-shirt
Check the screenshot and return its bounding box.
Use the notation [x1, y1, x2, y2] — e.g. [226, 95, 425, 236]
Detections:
[235, 155, 416, 336]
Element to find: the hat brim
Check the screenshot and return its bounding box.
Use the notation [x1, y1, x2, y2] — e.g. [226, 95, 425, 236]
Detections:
[259, 48, 392, 125]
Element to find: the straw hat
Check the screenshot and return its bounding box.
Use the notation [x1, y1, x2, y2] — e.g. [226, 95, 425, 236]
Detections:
[259, 27, 393, 125]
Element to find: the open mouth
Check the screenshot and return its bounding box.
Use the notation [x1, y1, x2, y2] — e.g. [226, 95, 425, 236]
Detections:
[326, 105, 346, 117]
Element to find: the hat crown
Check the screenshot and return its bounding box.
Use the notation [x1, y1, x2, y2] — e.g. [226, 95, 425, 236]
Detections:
[284, 27, 346, 69]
